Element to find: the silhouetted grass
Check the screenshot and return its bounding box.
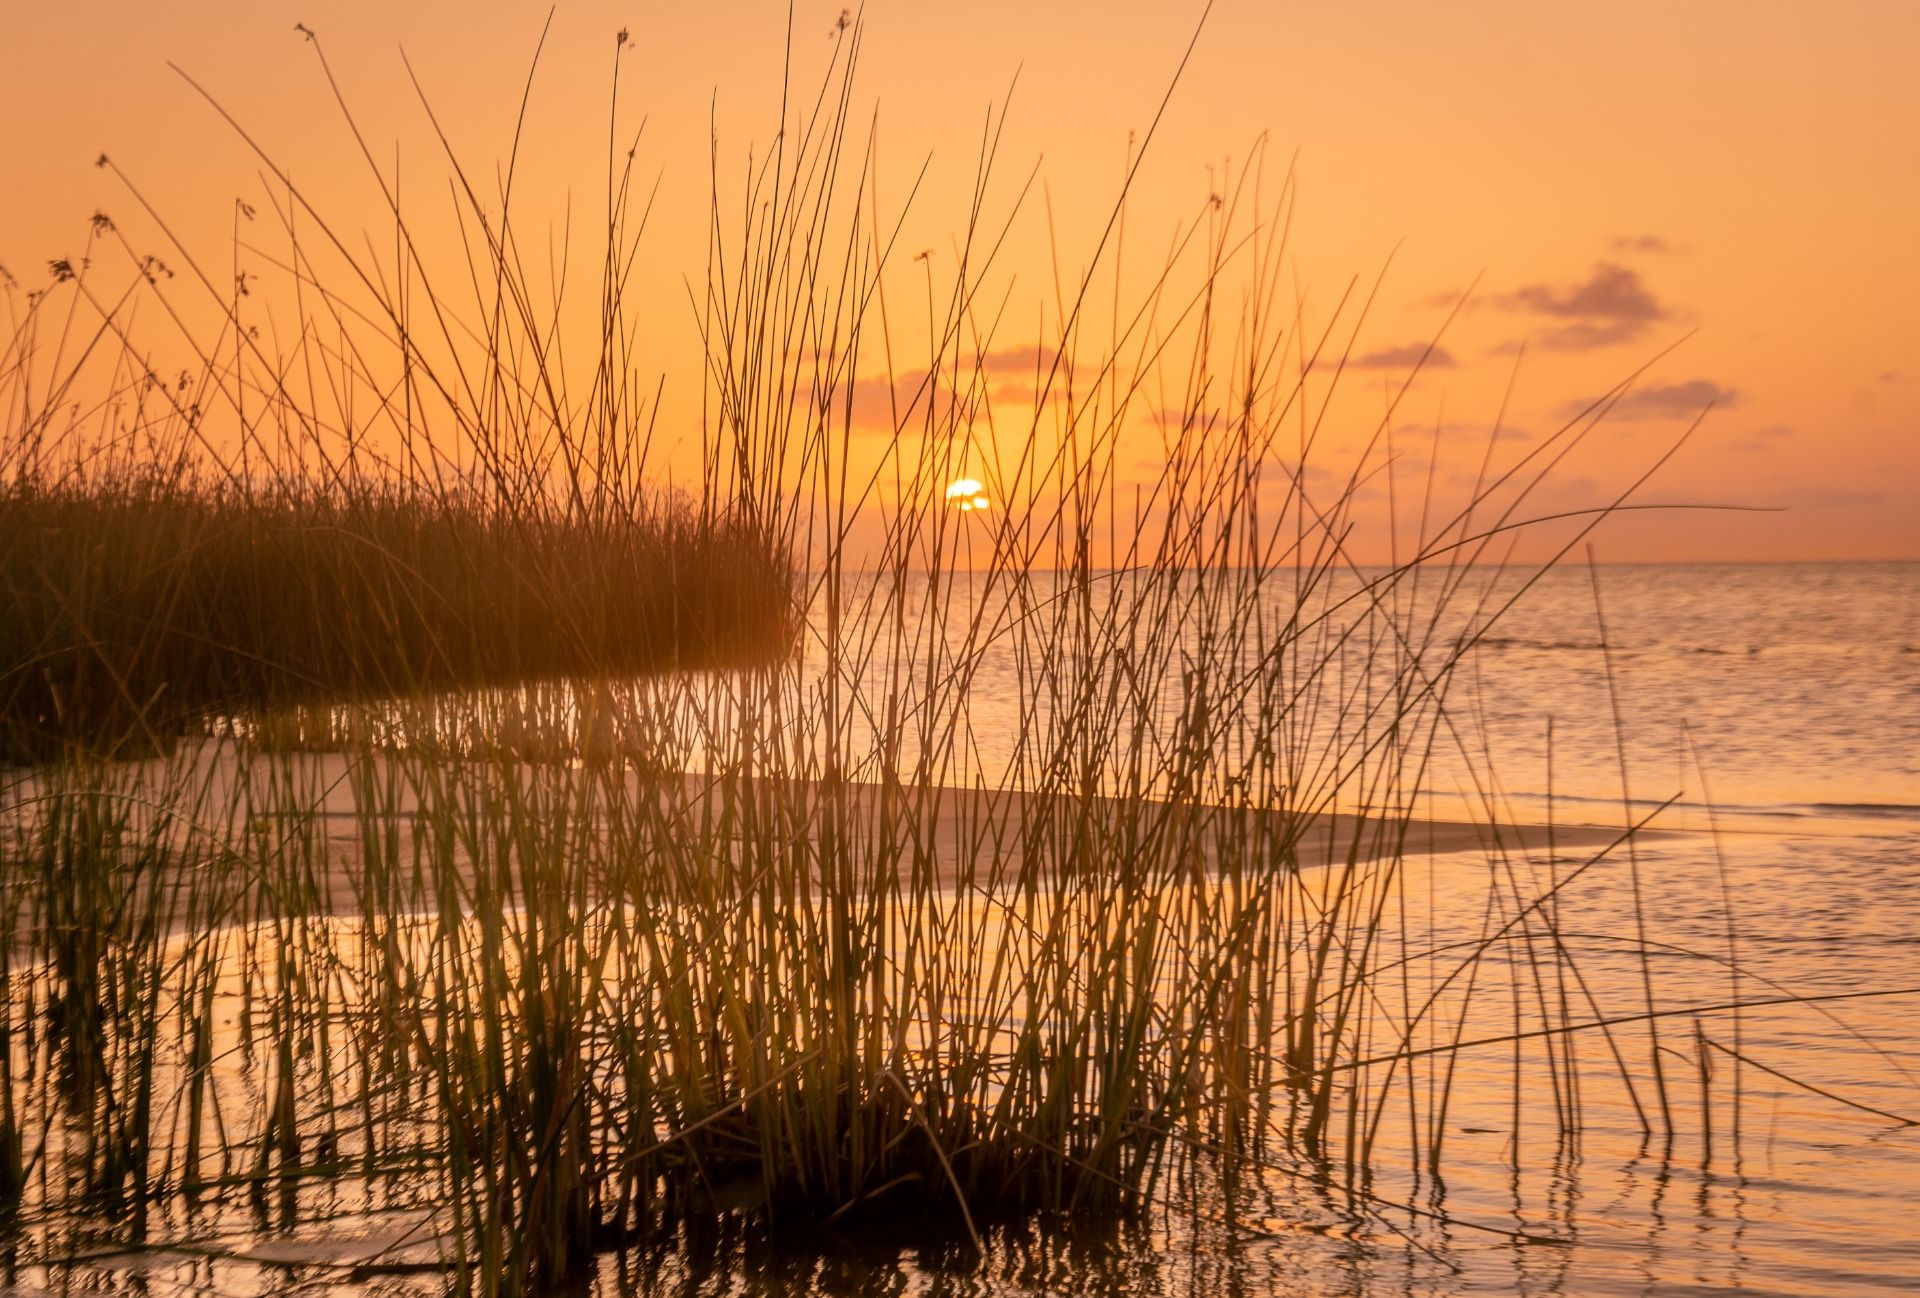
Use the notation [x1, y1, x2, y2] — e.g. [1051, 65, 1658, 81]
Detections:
[0, 473, 793, 763]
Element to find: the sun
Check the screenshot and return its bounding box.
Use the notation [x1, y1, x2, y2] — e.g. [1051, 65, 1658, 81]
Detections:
[944, 478, 990, 512]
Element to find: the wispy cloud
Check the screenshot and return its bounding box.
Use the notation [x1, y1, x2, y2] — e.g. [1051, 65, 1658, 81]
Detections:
[1561, 377, 1737, 421]
[1412, 287, 1473, 311]
[1777, 485, 1886, 509]
[1393, 418, 1538, 445]
[1610, 234, 1675, 255]
[847, 370, 932, 429]
[1732, 423, 1792, 452]
[1350, 342, 1457, 371]
[846, 365, 1056, 428]
[978, 344, 1061, 376]
[1497, 262, 1670, 350]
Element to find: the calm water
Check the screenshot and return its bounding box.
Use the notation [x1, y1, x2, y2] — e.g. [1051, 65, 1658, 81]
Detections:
[5, 561, 1915, 1297]
[1426, 561, 1920, 825]
[753, 559, 1920, 1297]
[793, 560, 1920, 829]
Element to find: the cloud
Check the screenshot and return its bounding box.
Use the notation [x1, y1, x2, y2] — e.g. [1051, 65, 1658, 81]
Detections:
[846, 366, 1057, 428]
[1496, 262, 1670, 350]
[1147, 405, 1223, 429]
[978, 344, 1061, 376]
[1777, 485, 1887, 509]
[847, 370, 933, 429]
[1560, 378, 1738, 421]
[1351, 342, 1458, 371]
[1393, 419, 1538, 445]
[1412, 286, 1474, 311]
[1732, 423, 1792, 452]
[1610, 234, 1675, 255]
[1435, 472, 1606, 522]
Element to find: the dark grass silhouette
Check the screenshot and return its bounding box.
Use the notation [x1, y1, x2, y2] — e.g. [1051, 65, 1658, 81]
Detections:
[0, 474, 793, 763]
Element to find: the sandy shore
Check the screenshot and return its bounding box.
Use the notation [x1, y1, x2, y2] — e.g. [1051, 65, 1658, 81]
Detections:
[3, 743, 1656, 932]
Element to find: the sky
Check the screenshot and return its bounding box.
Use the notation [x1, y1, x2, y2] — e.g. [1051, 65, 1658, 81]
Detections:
[4, 0, 1916, 562]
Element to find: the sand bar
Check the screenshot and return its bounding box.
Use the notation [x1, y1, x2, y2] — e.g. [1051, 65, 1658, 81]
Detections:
[2, 742, 1658, 932]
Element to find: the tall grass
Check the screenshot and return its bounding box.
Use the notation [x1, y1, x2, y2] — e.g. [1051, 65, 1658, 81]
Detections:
[0, 473, 793, 763]
[0, 14, 1868, 1297]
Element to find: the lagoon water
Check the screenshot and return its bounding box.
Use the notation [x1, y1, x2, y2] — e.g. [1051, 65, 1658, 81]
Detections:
[756, 559, 1920, 1297]
[802, 559, 1920, 832]
[6, 561, 1916, 1297]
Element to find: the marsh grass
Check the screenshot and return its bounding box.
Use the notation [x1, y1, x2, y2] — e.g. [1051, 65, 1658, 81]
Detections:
[0, 13, 1898, 1298]
[0, 454, 792, 766]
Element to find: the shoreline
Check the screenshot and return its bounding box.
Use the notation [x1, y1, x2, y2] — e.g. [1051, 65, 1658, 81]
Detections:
[4, 744, 1664, 932]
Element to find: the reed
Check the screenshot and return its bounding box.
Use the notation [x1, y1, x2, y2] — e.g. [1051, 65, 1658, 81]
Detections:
[0, 458, 794, 765]
[0, 15, 1860, 1297]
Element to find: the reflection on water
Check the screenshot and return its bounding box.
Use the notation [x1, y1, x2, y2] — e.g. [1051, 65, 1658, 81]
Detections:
[795, 560, 1919, 826]
[2, 830, 1912, 1298]
[2, 562, 1915, 1296]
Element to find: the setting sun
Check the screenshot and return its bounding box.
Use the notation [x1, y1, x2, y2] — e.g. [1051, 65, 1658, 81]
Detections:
[944, 478, 991, 511]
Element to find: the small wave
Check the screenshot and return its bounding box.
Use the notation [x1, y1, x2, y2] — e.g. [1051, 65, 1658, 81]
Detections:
[1473, 636, 1607, 653]
[1495, 790, 1807, 819]
[1809, 801, 1920, 819]
[1493, 790, 1920, 824]
[1503, 793, 1920, 824]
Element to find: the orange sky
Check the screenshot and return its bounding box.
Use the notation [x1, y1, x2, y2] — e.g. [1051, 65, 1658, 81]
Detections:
[5, 1, 1916, 562]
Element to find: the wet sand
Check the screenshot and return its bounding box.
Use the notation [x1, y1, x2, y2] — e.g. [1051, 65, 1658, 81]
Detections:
[3, 743, 1654, 930]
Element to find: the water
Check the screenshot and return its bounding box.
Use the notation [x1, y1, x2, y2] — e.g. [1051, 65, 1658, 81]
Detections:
[2, 561, 1915, 1297]
[1431, 561, 1920, 826]
[792, 560, 1919, 830]
[657, 559, 1920, 1294]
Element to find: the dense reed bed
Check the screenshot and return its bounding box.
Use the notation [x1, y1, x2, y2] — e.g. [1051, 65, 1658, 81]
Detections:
[0, 16, 1884, 1297]
[0, 475, 792, 763]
